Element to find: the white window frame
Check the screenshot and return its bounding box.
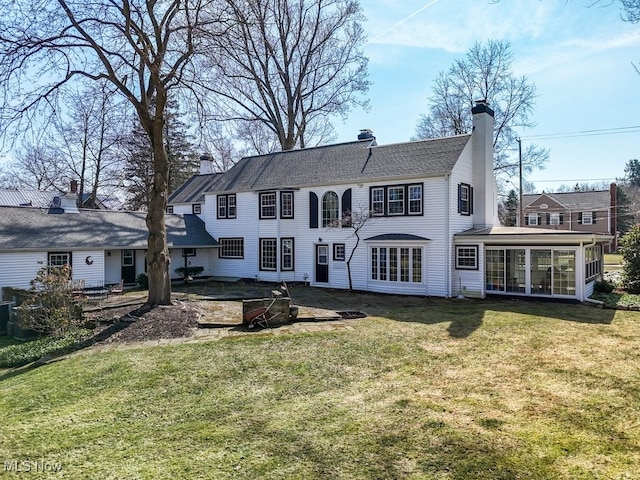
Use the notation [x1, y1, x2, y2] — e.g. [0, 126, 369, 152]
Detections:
[259, 238, 277, 270]
[408, 184, 423, 215]
[550, 213, 560, 225]
[260, 192, 277, 219]
[371, 187, 385, 216]
[219, 238, 244, 259]
[280, 191, 294, 219]
[334, 243, 346, 261]
[387, 186, 405, 216]
[455, 245, 479, 270]
[281, 238, 294, 271]
[582, 212, 593, 225]
[528, 213, 539, 226]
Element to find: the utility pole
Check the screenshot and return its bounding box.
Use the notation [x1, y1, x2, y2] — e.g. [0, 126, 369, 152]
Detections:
[517, 137, 523, 227]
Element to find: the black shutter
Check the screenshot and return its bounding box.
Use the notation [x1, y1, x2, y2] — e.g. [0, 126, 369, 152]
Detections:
[457, 184, 462, 213]
[537, 214, 542, 225]
[559, 213, 564, 224]
[592, 211, 597, 224]
[546, 213, 550, 225]
[578, 212, 582, 224]
[469, 187, 474, 214]
[309, 192, 318, 229]
[525, 215, 529, 226]
[342, 189, 352, 227]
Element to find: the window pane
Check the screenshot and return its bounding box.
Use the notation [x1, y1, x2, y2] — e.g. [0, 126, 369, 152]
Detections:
[371, 247, 378, 280]
[388, 187, 404, 215]
[379, 248, 387, 280]
[389, 247, 398, 281]
[505, 249, 526, 293]
[218, 196, 226, 218]
[281, 238, 294, 270]
[553, 250, 575, 295]
[409, 185, 422, 214]
[228, 195, 236, 218]
[261, 193, 276, 218]
[400, 248, 409, 282]
[281, 192, 293, 218]
[412, 248, 422, 283]
[372, 188, 384, 215]
[220, 238, 244, 258]
[485, 249, 505, 292]
[531, 249, 552, 295]
[260, 239, 277, 270]
[322, 191, 339, 227]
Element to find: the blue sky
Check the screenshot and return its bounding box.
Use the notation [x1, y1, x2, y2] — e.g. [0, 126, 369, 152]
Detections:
[335, 0, 640, 193]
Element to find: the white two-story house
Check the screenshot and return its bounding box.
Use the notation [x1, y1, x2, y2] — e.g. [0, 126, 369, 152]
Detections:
[169, 101, 611, 301]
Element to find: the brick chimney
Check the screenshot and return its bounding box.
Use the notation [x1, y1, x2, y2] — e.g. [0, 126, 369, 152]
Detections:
[471, 100, 499, 228]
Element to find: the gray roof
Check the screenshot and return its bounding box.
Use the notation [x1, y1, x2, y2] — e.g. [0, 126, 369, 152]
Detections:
[0, 189, 60, 208]
[168, 173, 223, 204]
[0, 206, 218, 251]
[523, 190, 610, 210]
[365, 234, 431, 241]
[211, 135, 471, 193]
[0, 189, 123, 210]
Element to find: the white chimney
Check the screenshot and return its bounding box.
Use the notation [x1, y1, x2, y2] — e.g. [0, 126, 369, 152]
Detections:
[471, 100, 499, 228]
[200, 154, 214, 174]
[60, 192, 79, 213]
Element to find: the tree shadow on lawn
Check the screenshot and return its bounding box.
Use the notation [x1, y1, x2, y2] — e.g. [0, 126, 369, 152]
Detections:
[287, 285, 616, 339]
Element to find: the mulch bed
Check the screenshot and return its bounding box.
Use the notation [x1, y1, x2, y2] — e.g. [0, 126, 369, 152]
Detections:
[83, 301, 200, 345]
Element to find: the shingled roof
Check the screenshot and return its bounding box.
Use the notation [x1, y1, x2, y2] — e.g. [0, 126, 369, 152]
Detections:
[168, 173, 223, 204]
[210, 135, 471, 193]
[0, 206, 218, 251]
[523, 190, 611, 210]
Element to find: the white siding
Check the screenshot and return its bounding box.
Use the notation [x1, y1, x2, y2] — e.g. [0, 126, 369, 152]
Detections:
[170, 248, 215, 278]
[0, 252, 47, 293]
[72, 250, 105, 287]
[105, 250, 121, 284]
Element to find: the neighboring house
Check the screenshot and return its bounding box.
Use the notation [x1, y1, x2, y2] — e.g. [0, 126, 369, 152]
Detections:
[0, 192, 218, 293]
[167, 101, 612, 302]
[0, 182, 123, 210]
[522, 187, 618, 251]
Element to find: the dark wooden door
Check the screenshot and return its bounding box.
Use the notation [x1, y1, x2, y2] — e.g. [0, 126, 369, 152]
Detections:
[315, 245, 329, 283]
[121, 249, 136, 284]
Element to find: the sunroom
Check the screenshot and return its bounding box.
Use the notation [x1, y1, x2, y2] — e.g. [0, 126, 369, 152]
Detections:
[453, 227, 612, 301]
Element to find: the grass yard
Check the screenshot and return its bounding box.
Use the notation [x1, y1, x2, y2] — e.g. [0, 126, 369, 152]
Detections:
[1, 298, 639, 479]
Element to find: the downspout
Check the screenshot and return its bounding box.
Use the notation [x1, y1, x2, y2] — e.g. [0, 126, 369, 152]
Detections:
[445, 174, 451, 297]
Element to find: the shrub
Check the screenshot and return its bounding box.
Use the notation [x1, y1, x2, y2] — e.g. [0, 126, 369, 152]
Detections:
[594, 280, 615, 294]
[17, 265, 83, 338]
[175, 266, 204, 278]
[136, 273, 148, 289]
[619, 225, 640, 293]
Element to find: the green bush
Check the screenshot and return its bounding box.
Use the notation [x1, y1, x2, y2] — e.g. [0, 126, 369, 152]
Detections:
[619, 225, 640, 293]
[175, 266, 204, 278]
[136, 273, 148, 289]
[594, 280, 615, 294]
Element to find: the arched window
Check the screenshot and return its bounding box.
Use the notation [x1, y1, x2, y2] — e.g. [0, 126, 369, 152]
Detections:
[322, 191, 339, 227]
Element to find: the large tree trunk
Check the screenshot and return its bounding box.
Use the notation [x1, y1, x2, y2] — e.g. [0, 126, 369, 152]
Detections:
[144, 109, 172, 307]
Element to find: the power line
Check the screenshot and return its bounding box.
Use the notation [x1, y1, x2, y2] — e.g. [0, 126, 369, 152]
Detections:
[521, 125, 640, 141]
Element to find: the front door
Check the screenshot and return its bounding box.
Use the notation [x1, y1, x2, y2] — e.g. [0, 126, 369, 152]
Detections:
[122, 249, 136, 284]
[315, 245, 329, 283]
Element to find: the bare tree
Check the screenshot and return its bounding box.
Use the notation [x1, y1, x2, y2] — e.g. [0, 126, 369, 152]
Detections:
[329, 206, 371, 291]
[203, 0, 370, 152]
[0, 0, 221, 307]
[414, 40, 549, 187]
[1, 141, 67, 191]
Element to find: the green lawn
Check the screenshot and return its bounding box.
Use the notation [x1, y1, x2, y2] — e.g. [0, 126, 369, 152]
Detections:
[1, 299, 639, 479]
